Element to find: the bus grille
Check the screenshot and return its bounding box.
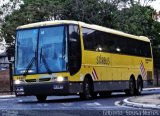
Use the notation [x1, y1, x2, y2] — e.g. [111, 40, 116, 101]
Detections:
[25, 78, 51, 83]
[25, 79, 37, 83]
[39, 78, 51, 82]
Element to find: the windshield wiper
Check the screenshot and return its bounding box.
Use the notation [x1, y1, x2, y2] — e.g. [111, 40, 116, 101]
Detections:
[23, 57, 35, 76]
[40, 48, 52, 74]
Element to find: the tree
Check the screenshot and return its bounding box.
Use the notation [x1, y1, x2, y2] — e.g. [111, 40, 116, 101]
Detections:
[1, 0, 160, 69]
[1, 0, 118, 45]
[1, 0, 62, 45]
[0, 0, 22, 42]
[0, 0, 22, 20]
[61, 0, 117, 27]
[115, 4, 160, 68]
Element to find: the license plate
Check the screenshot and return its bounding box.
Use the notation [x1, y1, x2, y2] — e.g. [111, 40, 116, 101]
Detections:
[53, 85, 64, 90]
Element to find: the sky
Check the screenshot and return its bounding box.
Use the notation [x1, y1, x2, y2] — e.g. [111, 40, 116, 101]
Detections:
[150, 0, 160, 12]
[150, 0, 160, 21]
[149, 0, 160, 21]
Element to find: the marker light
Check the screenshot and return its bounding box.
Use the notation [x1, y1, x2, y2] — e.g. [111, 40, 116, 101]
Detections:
[116, 48, 121, 52]
[98, 47, 102, 51]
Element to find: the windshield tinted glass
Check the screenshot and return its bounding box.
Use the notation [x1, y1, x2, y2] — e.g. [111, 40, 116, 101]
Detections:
[38, 26, 68, 73]
[15, 29, 38, 74]
[15, 26, 68, 75]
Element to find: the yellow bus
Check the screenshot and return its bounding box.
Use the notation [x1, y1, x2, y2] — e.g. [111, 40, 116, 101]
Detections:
[14, 20, 153, 101]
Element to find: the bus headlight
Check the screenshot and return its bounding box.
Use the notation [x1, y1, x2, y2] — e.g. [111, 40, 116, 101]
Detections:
[56, 76, 68, 82]
[14, 80, 25, 84]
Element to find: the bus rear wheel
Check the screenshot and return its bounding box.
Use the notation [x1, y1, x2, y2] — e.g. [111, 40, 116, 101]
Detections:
[36, 95, 47, 102]
[136, 78, 143, 95]
[125, 78, 136, 96]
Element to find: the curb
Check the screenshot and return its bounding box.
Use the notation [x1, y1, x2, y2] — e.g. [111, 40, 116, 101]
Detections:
[0, 95, 16, 99]
[143, 87, 160, 91]
[123, 97, 160, 109]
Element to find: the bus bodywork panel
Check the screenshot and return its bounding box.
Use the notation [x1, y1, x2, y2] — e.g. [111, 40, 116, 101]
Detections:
[14, 20, 153, 97]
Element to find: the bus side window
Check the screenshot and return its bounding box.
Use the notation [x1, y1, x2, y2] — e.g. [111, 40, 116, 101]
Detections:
[82, 28, 96, 51]
[69, 25, 81, 75]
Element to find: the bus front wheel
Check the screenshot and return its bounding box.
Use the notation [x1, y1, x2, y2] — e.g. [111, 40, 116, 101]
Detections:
[80, 78, 92, 100]
[36, 95, 47, 102]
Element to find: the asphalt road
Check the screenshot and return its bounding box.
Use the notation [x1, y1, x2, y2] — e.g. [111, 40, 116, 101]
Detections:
[0, 89, 160, 116]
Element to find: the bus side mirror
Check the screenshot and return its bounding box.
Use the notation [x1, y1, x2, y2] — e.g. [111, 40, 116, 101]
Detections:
[8, 55, 11, 61]
[8, 55, 14, 63]
[70, 32, 78, 39]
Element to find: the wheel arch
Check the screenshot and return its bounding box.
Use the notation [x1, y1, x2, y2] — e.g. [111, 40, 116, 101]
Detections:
[130, 74, 136, 82]
[84, 73, 94, 90]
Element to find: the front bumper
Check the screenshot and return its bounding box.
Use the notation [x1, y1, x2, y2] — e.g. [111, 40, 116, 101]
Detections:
[15, 82, 71, 96]
[15, 81, 83, 96]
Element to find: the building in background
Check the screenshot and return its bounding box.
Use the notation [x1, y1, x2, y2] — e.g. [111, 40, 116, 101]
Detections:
[0, 38, 14, 92]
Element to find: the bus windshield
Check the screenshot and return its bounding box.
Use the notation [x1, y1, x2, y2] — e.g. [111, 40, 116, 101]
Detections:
[15, 26, 68, 75]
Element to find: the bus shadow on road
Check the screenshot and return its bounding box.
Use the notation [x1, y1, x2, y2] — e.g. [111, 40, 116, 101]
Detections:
[17, 92, 131, 104]
[17, 97, 88, 104]
[17, 90, 160, 104]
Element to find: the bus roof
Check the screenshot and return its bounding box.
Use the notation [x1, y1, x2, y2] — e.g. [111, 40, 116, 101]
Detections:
[17, 20, 150, 42]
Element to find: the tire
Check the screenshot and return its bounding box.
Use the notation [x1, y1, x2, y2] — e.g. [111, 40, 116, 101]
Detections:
[36, 95, 47, 102]
[136, 78, 143, 95]
[80, 78, 92, 100]
[99, 91, 111, 98]
[125, 78, 136, 96]
[92, 92, 98, 99]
